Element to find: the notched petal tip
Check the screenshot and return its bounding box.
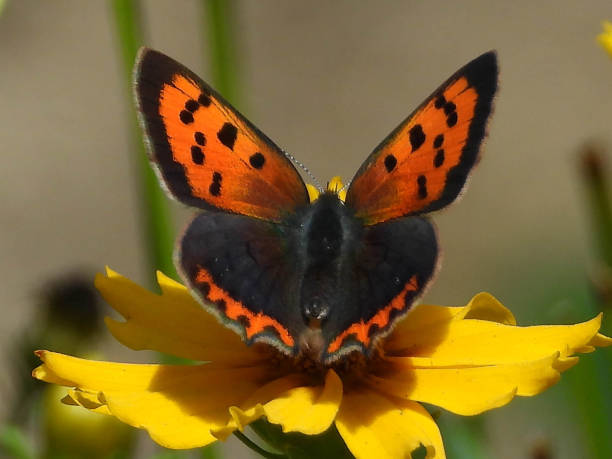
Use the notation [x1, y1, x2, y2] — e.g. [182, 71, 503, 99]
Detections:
[264, 370, 343, 435]
[555, 356, 579, 372]
[61, 393, 78, 406]
[592, 332, 612, 347]
[598, 20, 612, 57]
[370, 352, 569, 416]
[93, 267, 256, 362]
[155, 270, 191, 298]
[63, 388, 111, 415]
[32, 365, 44, 380]
[335, 391, 445, 459]
[327, 176, 347, 201]
[306, 183, 320, 202]
[459, 292, 516, 325]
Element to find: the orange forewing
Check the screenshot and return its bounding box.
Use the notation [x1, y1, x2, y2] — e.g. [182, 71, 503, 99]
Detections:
[136, 49, 309, 222]
[346, 52, 497, 225]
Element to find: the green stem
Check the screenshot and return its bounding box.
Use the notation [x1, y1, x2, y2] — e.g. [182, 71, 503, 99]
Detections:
[110, 0, 176, 281]
[437, 414, 487, 459]
[581, 145, 612, 269]
[0, 425, 35, 459]
[574, 144, 612, 457]
[202, 0, 241, 104]
[233, 431, 287, 459]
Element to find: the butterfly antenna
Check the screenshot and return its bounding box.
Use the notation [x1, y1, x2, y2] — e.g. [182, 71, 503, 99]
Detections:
[338, 180, 351, 195]
[284, 151, 324, 191]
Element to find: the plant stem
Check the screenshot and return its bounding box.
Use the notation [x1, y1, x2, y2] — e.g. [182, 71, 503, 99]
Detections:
[581, 145, 612, 269]
[0, 425, 34, 459]
[110, 0, 177, 281]
[233, 431, 287, 459]
[202, 0, 241, 104]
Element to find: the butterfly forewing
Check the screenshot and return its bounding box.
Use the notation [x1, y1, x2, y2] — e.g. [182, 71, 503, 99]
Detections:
[346, 51, 498, 225]
[135, 49, 309, 222]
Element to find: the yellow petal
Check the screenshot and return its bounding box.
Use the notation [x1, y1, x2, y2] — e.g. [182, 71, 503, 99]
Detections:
[386, 292, 515, 353]
[369, 353, 574, 415]
[598, 20, 612, 58]
[327, 176, 347, 202]
[215, 370, 343, 439]
[264, 370, 342, 434]
[97, 268, 262, 364]
[212, 374, 308, 440]
[306, 183, 320, 202]
[336, 389, 445, 459]
[64, 389, 112, 415]
[33, 351, 277, 449]
[455, 292, 516, 324]
[386, 314, 605, 366]
[591, 332, 612, 348]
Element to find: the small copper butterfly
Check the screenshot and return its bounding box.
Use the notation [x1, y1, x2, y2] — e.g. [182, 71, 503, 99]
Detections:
[135, 49, 498, 363]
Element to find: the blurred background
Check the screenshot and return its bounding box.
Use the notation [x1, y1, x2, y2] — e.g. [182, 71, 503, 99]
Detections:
[1, 1, 611, 458]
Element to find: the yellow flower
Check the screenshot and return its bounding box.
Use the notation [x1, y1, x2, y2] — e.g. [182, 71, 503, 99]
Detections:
[598, 20, 612, 58]
[33, 268, 611, 458]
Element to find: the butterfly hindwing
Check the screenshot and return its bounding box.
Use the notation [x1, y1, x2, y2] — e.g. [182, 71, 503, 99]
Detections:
[179, 212, 303, 352]
[345, 51, 498, 225]
[324, 214, 438, 359]
[135, 49, 309, 222]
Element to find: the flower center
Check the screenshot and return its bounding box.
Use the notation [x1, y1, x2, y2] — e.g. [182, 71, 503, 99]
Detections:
[256, 343, 385, 384]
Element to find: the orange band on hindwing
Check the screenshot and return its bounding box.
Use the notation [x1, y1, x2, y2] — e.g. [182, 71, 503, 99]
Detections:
[327, 276, 419, 354]
[195, 267, 294, 347]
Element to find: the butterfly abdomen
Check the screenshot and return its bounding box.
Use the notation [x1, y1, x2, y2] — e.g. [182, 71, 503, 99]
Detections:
[286, 192, 363, 357]
[293, 193, 361, 320]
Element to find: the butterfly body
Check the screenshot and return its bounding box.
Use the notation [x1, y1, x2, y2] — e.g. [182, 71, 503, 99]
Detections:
[135, 49, 498, 363]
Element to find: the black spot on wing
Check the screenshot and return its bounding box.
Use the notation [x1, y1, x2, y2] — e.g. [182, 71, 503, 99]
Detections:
[179, 110, 194, 124]
[434, 149, 445, 168]
[198, 92, 211, 107]
[433, 134, 444, 149]
[185, 99, 199, 112]
[209, 171, 223, 196]
[443, 101, 456, 115]
[217, 123, 238, 150]
[209, 182, 221, 196]
[194, 131, 206, 146]
[237, 315, 251, 328]
[249, 152, 265, 169]
[417, 175, 427, 199]
[216, 299, 227, 313]
[384, 154, 397, 172]
[409, 125, 426, 152]
[198, 281, 211, 297]
[191, 146, 205, 165]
